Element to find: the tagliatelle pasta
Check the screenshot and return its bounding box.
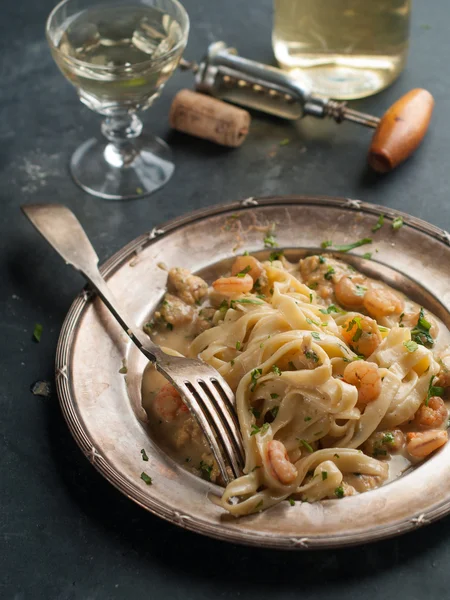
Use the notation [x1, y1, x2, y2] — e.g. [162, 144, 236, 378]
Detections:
[142, 253, 450, 516]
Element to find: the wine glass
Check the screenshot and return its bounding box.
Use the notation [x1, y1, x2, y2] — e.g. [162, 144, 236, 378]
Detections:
[46, 0, 189, 200]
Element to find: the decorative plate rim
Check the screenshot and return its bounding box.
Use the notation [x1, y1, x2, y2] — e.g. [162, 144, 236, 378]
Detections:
[55, 195, 450, 550]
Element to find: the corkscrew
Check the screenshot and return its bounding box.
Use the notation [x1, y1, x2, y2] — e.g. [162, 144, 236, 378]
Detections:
[179, 42, 434, 172]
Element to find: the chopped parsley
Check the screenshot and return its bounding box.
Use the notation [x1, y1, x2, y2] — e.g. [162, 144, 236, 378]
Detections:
[272, 364, 282, 376]
[355, 284, 367, 297]
[319, 304, 340, 314]
[321, 240, 332, 249]
[311, 332, 321, 340]
[140, 449, 149, 462]
[324, 266, 335, 281]
[362, 252, 372, 260]
[403, 340, 418, 353]
[255, 500, 264, 510]
[269, 406, 279, 419]
[392, 216, 404, 230]
[250, 423, 270, 436]
[250, 368, 262, 391]
[230, 359, 235, 367]
[236, 341, 241, 350]
[199, 460, 213, 481]
[308, 282, 318, 290]
[334, 453, 340, 458]
[270, 393, 279, 399]
[140, 472, 152, 485]
[372, 214, 385, 232]
[305, 350, 319, 362]
[236, 265, 252, 277]
[166, 322, 173, 331]
[288, 361, 296, 370]
[318, 255, 326, 264]
[306, 317, 321, 327]
[378, 325, 389, 332]
[218, 300, 229, 318]
[335, 486, 344, 498]
[230, 298, 264, 307]
[373, 446, 388, 457]
[288, 497, 295, 506]
[250, 407, 261, 418]
[347, 316, 363, 342]
[411, 308, 434, 348]
[269, 250, 284, 262]
[304, 416, 312, 422]
[299, 439, 313, 453]
[279, 138, 290, 146]
[322, 471, 328, 481]
[382, 432, 395, 445]
[264, 234, 278, 248]
[33, 323, 43, 342]
[330, 238, 372, 253]
[425, 376, 445, 406]
[309, 293, 313, 303]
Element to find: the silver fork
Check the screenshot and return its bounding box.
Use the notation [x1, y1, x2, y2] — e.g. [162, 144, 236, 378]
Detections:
[21, 204, 245, 484]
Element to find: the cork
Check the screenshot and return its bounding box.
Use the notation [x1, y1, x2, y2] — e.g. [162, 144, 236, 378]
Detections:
[169, 89, 251, 147]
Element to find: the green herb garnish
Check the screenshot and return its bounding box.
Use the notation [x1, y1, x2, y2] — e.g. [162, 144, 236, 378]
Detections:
[382, 432, 395, 445]
[392, 216, 404, 230]
[322, 471, 328, 481]
[269, 406, 279, 419]
[230, 298, 264, 306]
[362, 252, 372, 260]
[334, 453, 340, 459]
[250, 423, 270, 436]
[355, 284, 367, 297]
[425, 376, 445, 406]
[372, 214, 385, 232]
[250, 368, 262, 391]
[33, 323, 43, 343]
[304, 416, 312, 422]
[250, 407, 261, 418]
[411, 307, 434, 348]
[264, 234, 278, 248]
[166, 322, 173, 331]
[255, 500, 264, 510]
[324, 266, 335, 281]
[306, 317, 321, 327]
[318, 255, 326, 264]
[269, 250, 284, 262]
[236, 265, 252, 277]
[140, 472, 152, 485]
[236, 341, 241, 350]
[279, 138, 290, 146]
[335, 486, 344, 498]
[305, 350, 319, 362]
[299, 439, 313, 453]
[309, 293, 313, 303]
[321, 240, 332, 249]
[270, 393, 279, 399]
[331, 238, 372, 253]
[319, 304, 340, 314]
[403, 340, 418, 353]
[311, 332, 321, 340]
[272, 364, 282, 376]
[141, 449, 149, 462]
[288, 497, 295, 506]
[347, 316, 363, 342]
[199, 460, 213, 481]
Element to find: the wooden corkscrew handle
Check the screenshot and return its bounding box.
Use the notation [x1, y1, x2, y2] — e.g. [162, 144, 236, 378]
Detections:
[368, 89, 434, 173]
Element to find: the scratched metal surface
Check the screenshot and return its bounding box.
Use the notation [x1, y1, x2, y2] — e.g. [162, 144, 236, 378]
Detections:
[3, 0, 450, 597]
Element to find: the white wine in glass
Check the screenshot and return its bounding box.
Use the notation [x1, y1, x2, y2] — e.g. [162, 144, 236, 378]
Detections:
[47, 0, 189, 200]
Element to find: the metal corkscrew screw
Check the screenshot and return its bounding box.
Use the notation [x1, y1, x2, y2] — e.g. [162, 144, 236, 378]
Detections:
[180, 42, 434, 172]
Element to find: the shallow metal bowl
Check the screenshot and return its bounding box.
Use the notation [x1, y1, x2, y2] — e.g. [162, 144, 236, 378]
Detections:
[56, 195, 450, 549]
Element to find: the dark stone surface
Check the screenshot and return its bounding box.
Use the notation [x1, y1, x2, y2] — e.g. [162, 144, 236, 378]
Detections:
[1, 0, 450, 597]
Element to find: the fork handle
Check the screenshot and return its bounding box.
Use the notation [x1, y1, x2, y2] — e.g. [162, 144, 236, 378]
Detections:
[21, 204, 163, 362]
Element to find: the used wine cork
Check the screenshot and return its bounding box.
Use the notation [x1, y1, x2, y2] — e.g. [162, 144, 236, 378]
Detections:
[169, 89, 251, 147]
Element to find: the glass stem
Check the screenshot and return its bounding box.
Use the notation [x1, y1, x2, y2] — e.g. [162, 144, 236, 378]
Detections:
[101, 113, 143, 168]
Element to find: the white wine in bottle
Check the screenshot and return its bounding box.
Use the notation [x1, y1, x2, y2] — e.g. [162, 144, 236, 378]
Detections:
[273, 0, 411, 100]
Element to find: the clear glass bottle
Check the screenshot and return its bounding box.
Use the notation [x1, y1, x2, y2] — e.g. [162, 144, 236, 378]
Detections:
[273, 0, 411, 100]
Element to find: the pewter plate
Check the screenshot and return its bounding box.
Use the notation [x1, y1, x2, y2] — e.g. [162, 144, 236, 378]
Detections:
[56, 195, 450, 550]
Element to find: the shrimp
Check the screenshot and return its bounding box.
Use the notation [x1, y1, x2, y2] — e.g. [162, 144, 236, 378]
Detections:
[231, 255, 265, 284]
[267, 440, 298, 485]
[168, 267, 208, 305]
[343, 360, 382, 404]
[212, 273, 253, 296]
[363, 285, 404, 320]
[334, 274, 367, 309]
[402, 309, 438, 337]
[414, 397, 448, 429]
[152, 384, 189, 422]
[158, 293, 195, 327]
[363, 429, 405, 458]
[341, 315, 382, 357]
[406, 429, 448, 459]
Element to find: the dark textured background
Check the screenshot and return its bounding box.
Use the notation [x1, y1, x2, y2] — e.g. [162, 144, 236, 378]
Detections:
[2, 1, 450, 598]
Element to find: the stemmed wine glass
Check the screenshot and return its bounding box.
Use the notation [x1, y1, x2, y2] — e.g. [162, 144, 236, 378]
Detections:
[46, 0, 189, 200]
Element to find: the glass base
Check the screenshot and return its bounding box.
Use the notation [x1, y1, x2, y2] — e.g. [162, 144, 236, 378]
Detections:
[70, 134, 174, 200]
